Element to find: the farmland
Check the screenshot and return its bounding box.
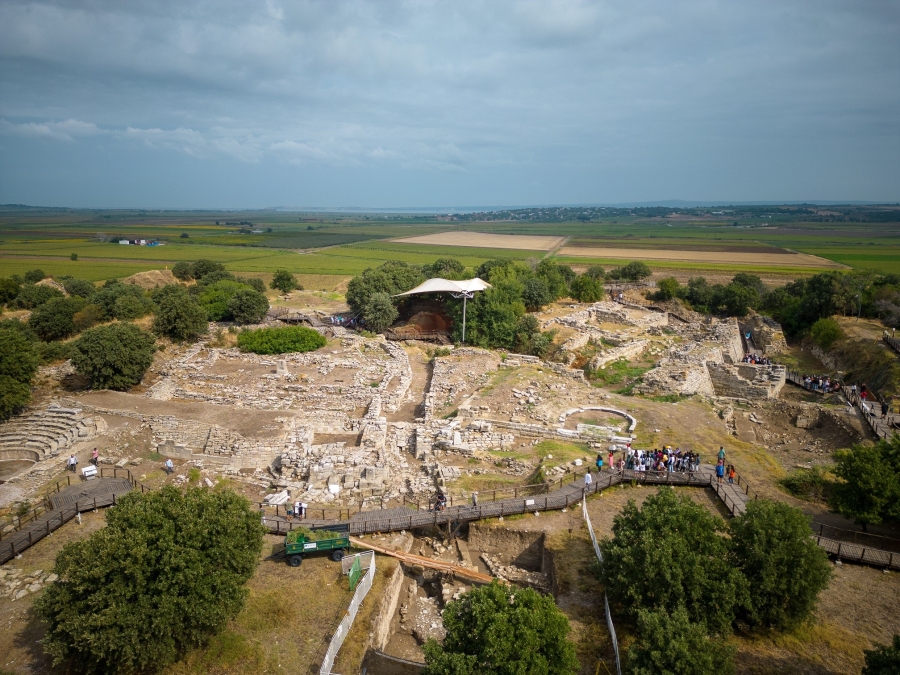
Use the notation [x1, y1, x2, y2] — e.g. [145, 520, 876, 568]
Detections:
[0, 206, 898, 282]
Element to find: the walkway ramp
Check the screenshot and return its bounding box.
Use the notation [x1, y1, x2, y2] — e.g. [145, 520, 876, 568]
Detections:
[349, 536, 495, 584]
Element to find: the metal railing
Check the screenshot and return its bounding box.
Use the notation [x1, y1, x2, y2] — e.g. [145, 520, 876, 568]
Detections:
[883, 330, 900, 356]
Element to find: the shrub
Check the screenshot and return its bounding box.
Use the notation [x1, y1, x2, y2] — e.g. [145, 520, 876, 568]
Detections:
[730, 499, 832, 630]
[863, 635, 900, 675]
[153, 287, 208, 341]
[71, 323, 156, 390]
[585, 265, 605, 280]
[618, 261, 652, 282]
[227, 289, 269, 325]
[72, 304, 104, 332]
[600, 487, 746, 635]
[652, 276, 681, 301]
[35, 486, 264, 674]
[171, 261, 194, 281]
[23, 268, 46, 284]
[422, 581, 578, 675]
[569, 274, 605, 303]
[36, 340, 74, 364]
[59, 277, 96, 299]
[93, 281, 153, 320]
[199, 280, 246, 321]
[236, 326, 326, 355]
[522, 277, 553, 310]
[28, 296, 85, 341]
[626, 606, 735, 675]
[829, 439, 900, 531]
[362, 291, 398, 333]
[0, 277, 21, 305]
[346, 261, 424, 313]
[12, 284, 64, 309]
[270, 269, 299, 293]
[0, 324, 39, 420]
[192, 259, 226, 279]
[778, 466, 833, 502]
[809, 317, 844, 350]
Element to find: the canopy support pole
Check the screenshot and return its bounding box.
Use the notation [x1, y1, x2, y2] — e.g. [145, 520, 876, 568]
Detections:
[451, 291, 475, 345]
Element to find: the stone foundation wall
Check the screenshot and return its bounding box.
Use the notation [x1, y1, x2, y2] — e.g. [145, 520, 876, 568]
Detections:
[707, 362, 786, 399]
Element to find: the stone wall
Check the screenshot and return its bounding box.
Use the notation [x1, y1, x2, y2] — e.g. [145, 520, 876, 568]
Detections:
[588, 339, 649, 370]
[707, 362, 786, 399]
[743, 314, 787, 354]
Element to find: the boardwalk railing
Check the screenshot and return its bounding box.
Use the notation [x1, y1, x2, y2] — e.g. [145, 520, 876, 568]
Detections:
[846, 390, 896, 441]
[318, 554, 375, 675]
[582, 498, 621, 675]
[811, 522, 900, 554]
[883, 330, 900, 356]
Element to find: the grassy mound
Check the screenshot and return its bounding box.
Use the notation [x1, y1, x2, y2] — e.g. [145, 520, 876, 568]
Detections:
[237, 326, 326, 355]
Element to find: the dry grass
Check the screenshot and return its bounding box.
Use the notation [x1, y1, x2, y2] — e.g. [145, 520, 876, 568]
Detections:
[392, 231, 566, 251]
[558, 246, 845, 268]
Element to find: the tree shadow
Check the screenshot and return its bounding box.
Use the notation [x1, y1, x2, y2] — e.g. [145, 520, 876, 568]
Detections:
[11, 605, 64, 674]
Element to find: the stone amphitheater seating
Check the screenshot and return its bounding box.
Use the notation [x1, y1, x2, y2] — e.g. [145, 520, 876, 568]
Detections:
[0, 405, 101, 460]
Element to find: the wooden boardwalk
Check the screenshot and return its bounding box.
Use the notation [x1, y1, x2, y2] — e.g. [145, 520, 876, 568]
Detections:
[0, 471, 137, 565]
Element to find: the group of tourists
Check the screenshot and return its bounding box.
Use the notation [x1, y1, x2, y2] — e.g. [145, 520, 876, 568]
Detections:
[620, 446, 702, 474]
[804, 374, 839, 392]
[328, 315, 363, 328]
[742, 352, 771, 365]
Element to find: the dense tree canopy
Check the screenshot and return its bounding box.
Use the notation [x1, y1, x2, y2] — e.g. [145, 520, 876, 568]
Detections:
[11, 283, 64, 309]
[0, 277, 22, 304]
[93, 281, 154, 321]
[422, 581, 578, 675]
[600, 487, 746, 635]
[626, 607, 735, 675]
[345, 261, 425, 313]
[226, 288, 269, 324]
[569, 274, 604, 303]
[270, 269, 299, 293]
[0, 323, 39, 420]
[153, 286, 208, 341]
[730, 499, 832, 629]
[27, 296, 85, 341]
[363, 291, 399, 332]
[863, 635, 900, 675]
[71, 323, 156, 390]
[236, 326, 326, 354]
[829, 438, 900, 531]
[35, 486, 265, 674]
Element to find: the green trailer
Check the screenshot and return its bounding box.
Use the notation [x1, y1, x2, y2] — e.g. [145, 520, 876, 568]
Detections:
[284, 524, 350, 567]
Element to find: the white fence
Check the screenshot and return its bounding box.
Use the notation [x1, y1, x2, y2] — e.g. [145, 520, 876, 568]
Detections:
[582, 499, 622, 675]
[320, 552, 376, 675]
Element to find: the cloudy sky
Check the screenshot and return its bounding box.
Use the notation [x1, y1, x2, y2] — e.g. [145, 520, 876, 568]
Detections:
[1, 0, 898, 208]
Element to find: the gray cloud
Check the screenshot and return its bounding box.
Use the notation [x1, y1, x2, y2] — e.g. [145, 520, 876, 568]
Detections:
[1, 0, 898, 207]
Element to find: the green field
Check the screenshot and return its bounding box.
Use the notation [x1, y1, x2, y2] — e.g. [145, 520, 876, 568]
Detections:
[1, 207, 897, 281]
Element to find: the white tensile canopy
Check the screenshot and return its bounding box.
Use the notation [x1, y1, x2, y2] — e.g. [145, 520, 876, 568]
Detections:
[393, 277, 491, 297]
[392, 277, 492, 343]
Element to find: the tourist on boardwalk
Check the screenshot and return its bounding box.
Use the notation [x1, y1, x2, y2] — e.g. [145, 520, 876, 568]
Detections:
[607, 450, 614, 470]
[583, 471, 593, 494]
[435, 492, 447, 511]
[471, 492, 478, 507]
[595, 453, 603, 472]
[882, 400, 890, 419]
[715, 461, 725, 485]
[67, 454, 77, 472]
[300, 502, 307, 519]
[718, 446, 726, 462]
[164, 458, 174, 475]
[292, 500, 300, 521]
[727, 465, 736, 484]
[91, 448, 98, 466]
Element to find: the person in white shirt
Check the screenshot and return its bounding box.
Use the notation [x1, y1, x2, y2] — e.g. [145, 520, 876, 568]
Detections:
[67, 454, 78, 472]
[164, 458, 174, 474]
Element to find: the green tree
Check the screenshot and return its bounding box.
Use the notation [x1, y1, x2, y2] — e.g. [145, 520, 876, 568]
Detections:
[35, 486, 264, 674]
[11, 284, 64, 309]
[237, 326, 326, 354]
[270, 269, 299, 293]
[171, 261, 195, 281]
[585, 265, 606, 280]
[653, 277, 681, 301]
[600, 487, 746, 635]
[536, 260, 573, 298]
[71, 323, 156, 390]
[626, 606, 735, 675]
[731, 273, 765, 295]
[522, 277, 553, 310]
[23, 268, 46, 284]
[0, 277, 21, 305]
[720, 283, 758, 317]
[0, 324, 39, 420]
[180, 232, 189, 239]
[618, 261, 652, 282]
[192, 259, 226, 279]
[363, 291, 399, 332]
[27, 296, 85, 341]
[809, 317, 844, 350]
[730, 499, 831, 629]
[239, 276, 266, 293]
[198, 280, 247, 321]
[863, 635, 900, 675]
[72, 304, 104, 332]
[93, 281, 153, 320]
[60, 277, 96, 300]
[70, 253, 78, 261]
[569, 274, 605, 303]
[427, 257, 466, 279]
[153, 287, 208, 341]
[227, 289, 269, 324]
[422, 581, 578, 675]
[829, 441, 900, 531]
[346, 261, 424, 313]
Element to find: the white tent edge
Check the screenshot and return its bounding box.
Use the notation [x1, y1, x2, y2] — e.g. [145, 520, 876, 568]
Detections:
[392, 277, 492, 297]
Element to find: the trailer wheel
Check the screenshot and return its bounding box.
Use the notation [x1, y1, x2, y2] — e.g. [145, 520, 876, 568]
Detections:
[289, 555, 303, 567]
[331, 549, 345, 562]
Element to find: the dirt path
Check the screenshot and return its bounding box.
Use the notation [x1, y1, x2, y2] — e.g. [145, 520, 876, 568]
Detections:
[387, 347, 432, 423]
